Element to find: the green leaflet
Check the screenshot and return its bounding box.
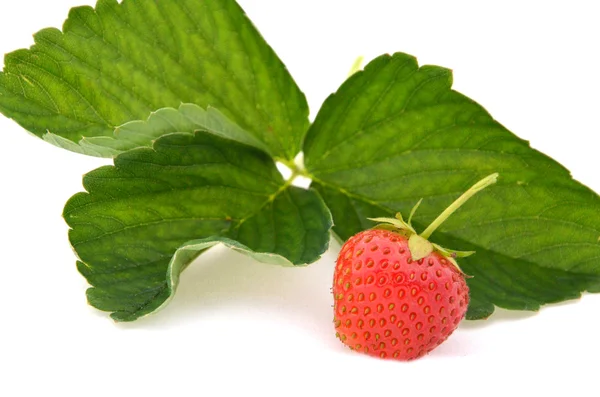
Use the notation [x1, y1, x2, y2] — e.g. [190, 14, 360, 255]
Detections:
[304, 52, 600, 319]
[64, 132, 332, 321]
[0, 0, 308, 161]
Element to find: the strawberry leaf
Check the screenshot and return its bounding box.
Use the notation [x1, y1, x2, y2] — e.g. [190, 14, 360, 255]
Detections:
[0, 0, 308, 161]
[64, 131, 332, 321]
[304, 52, 600, 319]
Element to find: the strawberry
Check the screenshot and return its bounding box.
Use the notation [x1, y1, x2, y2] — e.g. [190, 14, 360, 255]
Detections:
[333, 173, 498, 360]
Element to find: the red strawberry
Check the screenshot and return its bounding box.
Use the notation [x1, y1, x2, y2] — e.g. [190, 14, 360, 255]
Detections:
[333, 229, 469, 360]
[333, 173, 498, 360]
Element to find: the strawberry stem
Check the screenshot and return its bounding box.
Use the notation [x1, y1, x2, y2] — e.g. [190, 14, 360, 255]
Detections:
[420, 173, 498, 239]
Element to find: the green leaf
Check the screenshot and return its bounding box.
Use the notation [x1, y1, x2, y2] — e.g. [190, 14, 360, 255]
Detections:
[304, 52, 600, 319]
[0, 0, 308, 161]
[64, 131, 332, 321]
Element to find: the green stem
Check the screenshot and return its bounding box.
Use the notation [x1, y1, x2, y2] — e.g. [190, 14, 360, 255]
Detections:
[348, 56, 365, 77]
[420, 173, 499, 239]
[275, 158, 297, 172]
[278, 158, 311, 181]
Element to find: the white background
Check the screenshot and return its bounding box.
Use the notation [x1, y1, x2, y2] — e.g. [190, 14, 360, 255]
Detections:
[1, 1, 599, 396]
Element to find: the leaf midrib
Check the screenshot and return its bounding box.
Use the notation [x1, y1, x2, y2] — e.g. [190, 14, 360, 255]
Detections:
[232, 175, 300, 231]
[64, 182, 275, 215]
[70, 216, 238, 248]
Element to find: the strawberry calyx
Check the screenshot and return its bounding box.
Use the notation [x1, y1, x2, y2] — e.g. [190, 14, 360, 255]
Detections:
[368, 212, 471, 274]
[368, 173, 499, 274]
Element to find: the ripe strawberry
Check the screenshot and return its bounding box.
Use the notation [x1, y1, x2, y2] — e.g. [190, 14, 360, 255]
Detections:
[333, 228, 469, 360]
[333, 173, 498, 360]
